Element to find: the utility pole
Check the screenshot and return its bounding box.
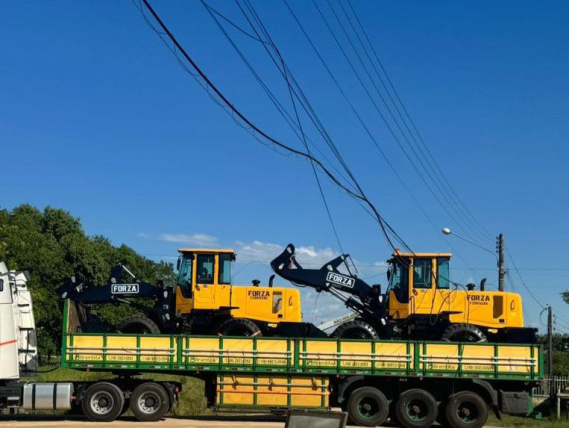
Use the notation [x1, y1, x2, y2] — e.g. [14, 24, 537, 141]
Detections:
[497, 233, 505, 292]
[547, 305, 553, 380]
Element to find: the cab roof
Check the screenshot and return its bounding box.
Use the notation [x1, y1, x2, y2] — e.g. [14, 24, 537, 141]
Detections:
[178, 248, 235, 255]
[390, 250, 452, 260]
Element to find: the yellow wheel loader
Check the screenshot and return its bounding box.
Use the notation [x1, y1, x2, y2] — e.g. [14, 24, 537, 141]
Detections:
[58, 248, 323, 337]
[174, 248, 317, 336]
[271, 244, 537, 343]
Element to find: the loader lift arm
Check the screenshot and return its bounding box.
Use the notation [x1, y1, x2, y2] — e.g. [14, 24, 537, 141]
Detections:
[56, 264, 175, 333]
[56, 264, 167, 304]
[270, 244, 386, 323]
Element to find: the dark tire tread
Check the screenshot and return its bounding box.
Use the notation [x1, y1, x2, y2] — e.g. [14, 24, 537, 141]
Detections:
[347, 386, 389, 427]
[442, 323, 487, 342]
[130, 382, 170, 422]
[218, 318, 262, 337]
[395, 388, 438, 428]
[81, 382, 124, 422]
[117, 316, 161, 335]
[445, 391, 488, 428]
[332, 320, 379, 340]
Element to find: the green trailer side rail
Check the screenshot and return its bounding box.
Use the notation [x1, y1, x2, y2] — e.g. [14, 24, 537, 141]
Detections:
[61, 333, 543, 381]
[60, 301, 543, 381]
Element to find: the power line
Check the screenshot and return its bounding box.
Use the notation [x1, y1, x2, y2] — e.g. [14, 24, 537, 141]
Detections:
[316, 0, 487, 245]
[235, 0, 347, 259]
[135, 0, 410, 255]
[344, 0, 494, 245]
[203, 0, 412, 254]
[506, 248, 546, 309]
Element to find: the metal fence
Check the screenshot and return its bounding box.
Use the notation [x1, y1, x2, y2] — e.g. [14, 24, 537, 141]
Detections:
[533, 376, 569, 397]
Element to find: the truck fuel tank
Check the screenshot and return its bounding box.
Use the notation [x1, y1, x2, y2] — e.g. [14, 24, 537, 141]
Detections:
[22, 382, 74, 410]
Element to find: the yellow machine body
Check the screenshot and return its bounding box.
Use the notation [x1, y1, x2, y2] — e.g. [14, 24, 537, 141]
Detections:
[387, 252, 525, 330]
[175, 249, 301, 324]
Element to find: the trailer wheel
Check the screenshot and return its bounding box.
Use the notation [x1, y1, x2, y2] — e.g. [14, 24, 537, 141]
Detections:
[218, 318, 262, 337]
[347, 386, 389, 427]
[445, 391, 488, 428]
[395, 389, 438, 428]
[332, 320, 379, 340]
[442, 324, 487, 342]
[130, 382, 170, 422]
[82, 382, 125, 422]
[117, 316, 160, 334]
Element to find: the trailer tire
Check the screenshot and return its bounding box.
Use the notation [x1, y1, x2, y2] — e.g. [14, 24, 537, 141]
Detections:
[347, 386, 389, 427]
[445, 391, 488, 428]
[442, 324, 487, 342]
[82, 382, 125, 422]
[117, 316, 161, 335]
[130, 382, 170, 422]
[395, 389, 438, 428]
[218, 318, 262, 337]
[332, 320, 379, 340]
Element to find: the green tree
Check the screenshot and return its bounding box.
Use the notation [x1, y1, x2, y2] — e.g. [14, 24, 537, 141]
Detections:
[0, 204, 175, 360]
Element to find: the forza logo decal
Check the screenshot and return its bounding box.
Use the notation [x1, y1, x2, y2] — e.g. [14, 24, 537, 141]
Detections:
[467, 295, 490, 305]
[111, 284, 140, 294]
[326, 272, 355, 288]
[248, 290, 270, 299]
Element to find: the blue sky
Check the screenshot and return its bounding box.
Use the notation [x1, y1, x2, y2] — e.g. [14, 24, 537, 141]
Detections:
[2, 1, 568, 331]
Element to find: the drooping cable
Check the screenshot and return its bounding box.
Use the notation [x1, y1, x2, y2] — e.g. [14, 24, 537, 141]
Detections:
[233, 0, 348, 260]
[343, 0, 494, 245]
[136, 0, 409, 254]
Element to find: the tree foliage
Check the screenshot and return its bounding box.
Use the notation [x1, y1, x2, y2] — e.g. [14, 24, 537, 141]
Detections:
[0, 204, 175, 359]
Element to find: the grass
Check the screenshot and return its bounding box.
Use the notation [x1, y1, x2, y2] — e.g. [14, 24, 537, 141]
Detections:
[487, 414, 569, 427]
[32, 367, 207, 416]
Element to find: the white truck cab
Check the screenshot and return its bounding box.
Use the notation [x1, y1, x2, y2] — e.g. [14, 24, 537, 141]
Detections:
[0, 262, 73, 412]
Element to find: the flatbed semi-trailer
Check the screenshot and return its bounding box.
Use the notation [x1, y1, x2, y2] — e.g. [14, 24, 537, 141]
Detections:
[1, 267, 543, 428]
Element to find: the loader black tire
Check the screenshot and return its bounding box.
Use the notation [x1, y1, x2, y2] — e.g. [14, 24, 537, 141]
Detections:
[442, 323, 487, 342]
[218, 318, 262, 337]
[117, 316, 161, 335]
[332, 320, 379, 340]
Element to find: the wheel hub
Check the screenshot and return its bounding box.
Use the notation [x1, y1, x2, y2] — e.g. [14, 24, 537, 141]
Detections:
[139, 392, 160, 414]
[91, 392, 114, 415]
[406, 399, 427, 421]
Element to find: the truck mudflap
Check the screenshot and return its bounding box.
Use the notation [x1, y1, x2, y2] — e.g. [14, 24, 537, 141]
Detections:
[500, 390, 531, 416]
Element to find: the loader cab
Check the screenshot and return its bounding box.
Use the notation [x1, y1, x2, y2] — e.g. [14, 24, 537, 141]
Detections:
[175, 249, 236, 314]
[386, 251, 452, 320]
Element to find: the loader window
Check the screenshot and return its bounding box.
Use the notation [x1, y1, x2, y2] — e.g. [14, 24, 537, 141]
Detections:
[197, 254, 215, 284]
[218, 253, 232, 285]
[388, 261, 409, 303]
[177, 257, 193, 297]
[272, 291, 283, 314]
[178, 257, 193, 286]
[436, 258, 450, 289]
[413, 259, 432, 289]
